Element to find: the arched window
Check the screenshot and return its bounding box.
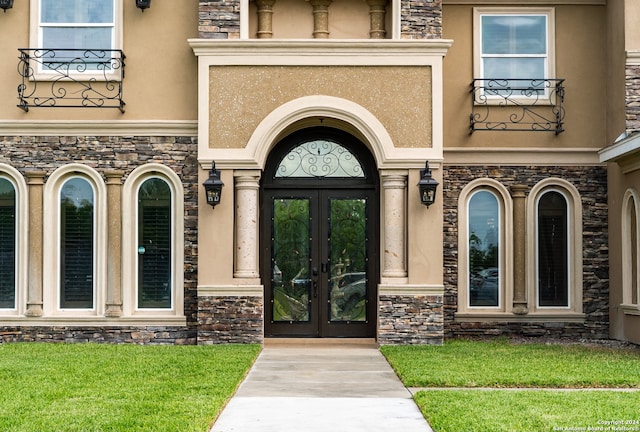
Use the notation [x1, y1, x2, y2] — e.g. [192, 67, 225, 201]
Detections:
[527, 179, 582, 316]
[0, 177, 16, 309]
[622, 189, 640, 307]
[537, 190, 569, 307]
[59, 177, 95, 309]
[43, 164, 106, 317]
[137, 178, 172, 309]
[122, 164, 184, 319]
[468, 190, 501, 308]
[457, 179, 512, 315]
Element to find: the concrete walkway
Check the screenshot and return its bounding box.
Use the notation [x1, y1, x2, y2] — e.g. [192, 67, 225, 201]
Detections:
[210, 339, 433, 432]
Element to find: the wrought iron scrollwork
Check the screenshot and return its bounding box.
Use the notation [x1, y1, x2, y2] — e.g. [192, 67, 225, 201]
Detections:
[470, 78, 565, 134]
[276, 140, 365, 178]
[17, 48, 126, 113]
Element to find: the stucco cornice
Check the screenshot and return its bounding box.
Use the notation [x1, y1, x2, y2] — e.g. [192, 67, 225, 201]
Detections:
[443, 0, 605, 5]
[0, 120, 198, 137]
[627, 51, 640, 66]
[189, 39, 453, 63]
[446, 147, 603, 166]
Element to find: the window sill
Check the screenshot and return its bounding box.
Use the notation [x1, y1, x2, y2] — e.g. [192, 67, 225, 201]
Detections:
[621, 304, 640, 316]
[455, 312, 585, 323]
[0, 316, 187, 327]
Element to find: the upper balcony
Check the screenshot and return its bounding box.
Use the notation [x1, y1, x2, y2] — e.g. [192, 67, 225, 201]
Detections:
[17, 48, 126, 113]
[469, 78, 565, 135]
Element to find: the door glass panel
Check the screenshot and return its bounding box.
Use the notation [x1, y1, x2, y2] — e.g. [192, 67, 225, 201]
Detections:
[272, 198, 311, 322]
[329, 198, 367, 322]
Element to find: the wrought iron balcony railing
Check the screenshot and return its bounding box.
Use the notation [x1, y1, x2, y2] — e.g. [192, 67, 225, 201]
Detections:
[17, 48, 126, 113]
[470, 78, 565, 134]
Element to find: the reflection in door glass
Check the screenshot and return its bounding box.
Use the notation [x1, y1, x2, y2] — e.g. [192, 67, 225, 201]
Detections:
[272, 199, 311, 322]
[329, 198, 367, 322]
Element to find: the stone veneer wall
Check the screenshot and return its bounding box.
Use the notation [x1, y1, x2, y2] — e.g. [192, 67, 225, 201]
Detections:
[626, 64, 640, 133]
[378, 295, 444, 344]
[197, 0, 442, 39]
[401, 0, 442, 39]
[443, 165, 609, 340]
[199, 0, 241, 39]
[1, 327, 196, 344]
[0, 135, 199, 344]
[197, 296, 263, 344]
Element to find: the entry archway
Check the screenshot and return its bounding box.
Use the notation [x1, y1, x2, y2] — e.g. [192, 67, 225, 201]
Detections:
[261, 127, 379, 338]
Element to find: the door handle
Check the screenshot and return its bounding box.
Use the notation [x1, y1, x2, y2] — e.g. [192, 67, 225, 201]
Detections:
[312, 267, 318, 298]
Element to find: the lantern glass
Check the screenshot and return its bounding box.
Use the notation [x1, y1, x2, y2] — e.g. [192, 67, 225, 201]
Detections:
[0, 0, 14, 11]
[418, 161, 438, 207]
[203, 163, 224, 208]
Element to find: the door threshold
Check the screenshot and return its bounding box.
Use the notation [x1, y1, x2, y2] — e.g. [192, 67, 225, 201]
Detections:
[263, 338, 377, 348]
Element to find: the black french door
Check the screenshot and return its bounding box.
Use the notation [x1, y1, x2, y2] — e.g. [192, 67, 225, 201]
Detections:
[262, 127, 379, 337]
[263, 187, 377, 337]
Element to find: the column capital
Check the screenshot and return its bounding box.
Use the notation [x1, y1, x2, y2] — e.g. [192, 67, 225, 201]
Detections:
[104, 170, 124, 185]
[510, 184, 528, 198]
[25, 170, 47, 185]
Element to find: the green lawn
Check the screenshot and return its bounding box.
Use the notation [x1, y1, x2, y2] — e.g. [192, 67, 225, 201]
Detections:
[381, 339, 640, 432]
[0, 343, 261, 432]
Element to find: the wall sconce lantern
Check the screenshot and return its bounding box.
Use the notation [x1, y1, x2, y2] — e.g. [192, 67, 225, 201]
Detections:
[135, 0, 151, 11]
[203, 162, 224, 209]
[418, 161, 439, 207]
[0, 0, 14, 13]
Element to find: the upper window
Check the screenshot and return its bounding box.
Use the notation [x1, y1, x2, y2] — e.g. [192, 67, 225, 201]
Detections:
[30, 0, 122, 78]
[537, 190, 569, 308]
[0, 178, 16, 310]
[474, 8, 555, 98]
[40, 0, 115, 51]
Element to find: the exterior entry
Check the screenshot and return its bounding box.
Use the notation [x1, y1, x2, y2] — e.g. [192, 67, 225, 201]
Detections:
[261, 127, 379, 338]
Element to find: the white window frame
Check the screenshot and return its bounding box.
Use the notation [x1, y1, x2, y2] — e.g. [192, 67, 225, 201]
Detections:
[43, 164, 107, 317]
[122, 164, 185, 318]
[457, 179, 513, 315]
[473, 7, 556, 104]
[0, 165, 28, 317]
[622, 188, 640, 313]
[527, 179, 582, 316]
[29, 0, 123, 81]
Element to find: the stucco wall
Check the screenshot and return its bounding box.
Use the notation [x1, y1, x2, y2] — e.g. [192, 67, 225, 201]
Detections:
[208, 65, 433, 150]
[0, 0, 199, 121]
[442, 4, 607, 149]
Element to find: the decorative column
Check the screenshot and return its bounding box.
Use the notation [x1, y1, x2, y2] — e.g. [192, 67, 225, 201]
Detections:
[105, 171, 123, 317]
[511, 185, 528, 314]
[308, 0, 332, 39]
[25, 171, 45, 317]
[366, 0, 388, 39]
[234, 171, 261, 279]
[255, 0, 276, 39]
[381, 170, 407, 279]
